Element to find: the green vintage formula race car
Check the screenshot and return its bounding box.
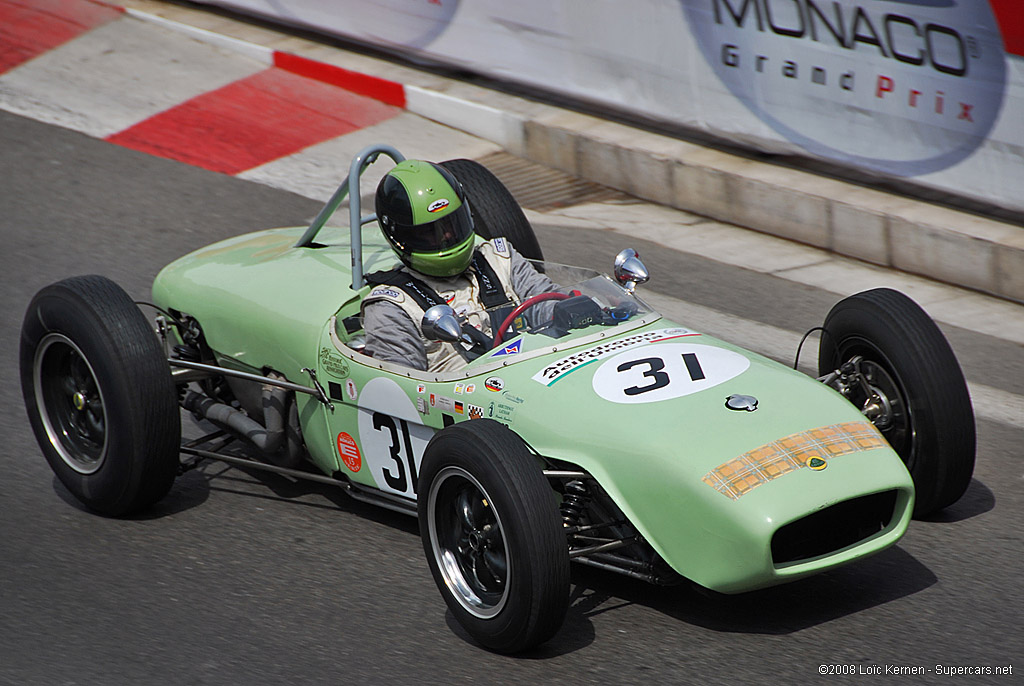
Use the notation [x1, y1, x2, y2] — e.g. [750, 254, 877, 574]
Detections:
[20, 145, 975, 653]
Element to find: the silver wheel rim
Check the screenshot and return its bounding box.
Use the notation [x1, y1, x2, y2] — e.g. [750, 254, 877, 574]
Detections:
[427, 465, 510, 619]
[33, 333, 108, 474]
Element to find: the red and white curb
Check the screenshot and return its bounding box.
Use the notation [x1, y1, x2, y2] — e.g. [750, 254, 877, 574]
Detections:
[0, 0, 513, 199]
[122, 8, 408, 107]
[123, 7, 522, 152]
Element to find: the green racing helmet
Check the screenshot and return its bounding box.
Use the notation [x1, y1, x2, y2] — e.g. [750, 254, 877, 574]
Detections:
[375, 160, 476, 278]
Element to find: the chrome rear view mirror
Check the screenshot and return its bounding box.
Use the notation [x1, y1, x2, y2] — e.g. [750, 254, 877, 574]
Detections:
[421, 305, 463, 343]
[613, 248, 650, 293]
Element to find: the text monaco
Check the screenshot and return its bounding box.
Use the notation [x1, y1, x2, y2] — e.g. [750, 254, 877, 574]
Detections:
[713, 0, 982, 123]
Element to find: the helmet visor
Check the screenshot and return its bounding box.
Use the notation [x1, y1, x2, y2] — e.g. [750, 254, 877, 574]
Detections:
[387, 202, 474, 254]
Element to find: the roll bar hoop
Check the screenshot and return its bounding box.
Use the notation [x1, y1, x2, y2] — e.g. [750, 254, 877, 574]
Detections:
[293, 143, 405, 291]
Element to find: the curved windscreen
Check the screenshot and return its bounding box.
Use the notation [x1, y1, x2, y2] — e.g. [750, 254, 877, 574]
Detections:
[494, 262, 654, 341]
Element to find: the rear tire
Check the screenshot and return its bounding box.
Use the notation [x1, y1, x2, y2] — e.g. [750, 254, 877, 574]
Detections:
[440, 158, 544, 262]
[418, 419, 569, 653]
[819, 288, 975, 517]
[21, 275, 181, 516]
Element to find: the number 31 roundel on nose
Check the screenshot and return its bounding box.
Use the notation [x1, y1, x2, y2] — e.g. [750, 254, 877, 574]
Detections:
[591, 343, 750, 404]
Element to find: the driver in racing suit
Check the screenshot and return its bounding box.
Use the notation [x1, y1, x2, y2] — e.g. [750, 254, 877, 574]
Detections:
[362, 160, 561, 373]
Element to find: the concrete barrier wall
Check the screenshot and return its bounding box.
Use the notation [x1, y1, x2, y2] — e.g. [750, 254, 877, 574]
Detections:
[195, 0, 1024, 219]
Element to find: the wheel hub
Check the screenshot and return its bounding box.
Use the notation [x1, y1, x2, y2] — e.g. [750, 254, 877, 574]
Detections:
[34, 333, 108, 474]
[428, 467, 510, 619]
[829, 354, 911, 461]
[861, 383, 895, 430]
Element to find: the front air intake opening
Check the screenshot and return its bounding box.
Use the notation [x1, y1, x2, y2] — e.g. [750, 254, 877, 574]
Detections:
[771, 490, 899, 566]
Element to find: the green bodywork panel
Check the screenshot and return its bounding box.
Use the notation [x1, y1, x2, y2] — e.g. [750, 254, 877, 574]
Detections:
[154, 226, 914, 593]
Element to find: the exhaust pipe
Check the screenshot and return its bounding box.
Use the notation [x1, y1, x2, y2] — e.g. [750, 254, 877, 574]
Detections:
[183, 376, 303, 467]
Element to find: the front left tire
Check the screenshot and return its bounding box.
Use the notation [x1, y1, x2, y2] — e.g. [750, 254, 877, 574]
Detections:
[418, 419, 569, 653]
[21, 275, 181, 516]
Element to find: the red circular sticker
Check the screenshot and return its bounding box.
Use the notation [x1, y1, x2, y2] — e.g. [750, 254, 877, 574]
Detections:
[337, 432, 361, 472]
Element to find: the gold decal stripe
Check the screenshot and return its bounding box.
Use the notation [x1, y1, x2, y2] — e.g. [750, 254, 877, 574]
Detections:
[702, 422, 887, 500]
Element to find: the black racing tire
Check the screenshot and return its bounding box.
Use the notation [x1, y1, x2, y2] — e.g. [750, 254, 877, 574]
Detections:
[20, 275, 181, 516]
[418, 419, 569, 653]
[818, 288, 975, 518]
[440, 158, 544, 262]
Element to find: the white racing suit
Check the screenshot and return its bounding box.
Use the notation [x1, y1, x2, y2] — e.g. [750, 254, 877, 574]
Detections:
[361, 238, 559, 372]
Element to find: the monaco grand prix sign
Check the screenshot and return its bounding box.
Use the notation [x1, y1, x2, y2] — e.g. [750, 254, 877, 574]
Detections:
[681, 0, 1009, 176]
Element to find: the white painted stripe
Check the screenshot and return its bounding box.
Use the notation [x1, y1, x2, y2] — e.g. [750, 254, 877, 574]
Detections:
[405, 85, 524, 153]
[0, 16, 265, 138]
[643, 290, 1023, 429]
[123, 9, 275, 65]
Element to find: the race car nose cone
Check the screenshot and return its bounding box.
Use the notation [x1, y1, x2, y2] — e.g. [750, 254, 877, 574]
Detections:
[725, 394, 758, 412]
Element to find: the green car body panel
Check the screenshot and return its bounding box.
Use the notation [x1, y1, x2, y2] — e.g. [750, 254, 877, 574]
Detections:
[153, 226, 915, 594]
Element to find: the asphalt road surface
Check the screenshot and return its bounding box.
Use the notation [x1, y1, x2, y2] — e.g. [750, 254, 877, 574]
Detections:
[1, 111, 1021, 685]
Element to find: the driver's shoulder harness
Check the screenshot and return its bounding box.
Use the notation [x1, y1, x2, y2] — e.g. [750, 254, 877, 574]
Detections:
[363, 241, 517, 364]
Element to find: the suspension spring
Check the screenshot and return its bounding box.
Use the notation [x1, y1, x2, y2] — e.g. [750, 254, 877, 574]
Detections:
[173, 343, 201, 361]
[560, 480, 590, 528]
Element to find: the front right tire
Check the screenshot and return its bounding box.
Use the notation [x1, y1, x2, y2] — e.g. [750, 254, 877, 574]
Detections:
[819, 288, 975, 517]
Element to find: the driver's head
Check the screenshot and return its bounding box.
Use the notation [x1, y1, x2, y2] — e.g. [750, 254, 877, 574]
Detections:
[375, 160, 475, 278]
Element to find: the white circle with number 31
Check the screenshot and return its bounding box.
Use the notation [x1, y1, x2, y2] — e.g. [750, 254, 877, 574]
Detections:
[591, 343, 750, 404]
[357, 377, 433, 498]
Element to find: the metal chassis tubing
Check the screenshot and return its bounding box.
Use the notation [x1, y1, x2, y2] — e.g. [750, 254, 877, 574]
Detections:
[174, 361, 639, 566]
[169, 359, 333, 409]
[179, 441, 622, 533]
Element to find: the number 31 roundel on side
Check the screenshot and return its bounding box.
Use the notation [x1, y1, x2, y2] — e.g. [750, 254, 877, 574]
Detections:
[356, 377, 434, 498]
[591, 343, 750, 404]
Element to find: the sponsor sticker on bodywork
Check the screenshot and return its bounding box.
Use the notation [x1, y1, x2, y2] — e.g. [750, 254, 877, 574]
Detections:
[532, 328, 698, 386]
[491, 339, 522, 357]
[320, 347, 350, 378]
[430, 394, 457, 413]
[337, 432, 362, 472]
[487, 401, 517, 425]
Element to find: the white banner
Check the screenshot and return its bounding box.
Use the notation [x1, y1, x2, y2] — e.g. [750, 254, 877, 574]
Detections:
[196, 0, 1024, 215]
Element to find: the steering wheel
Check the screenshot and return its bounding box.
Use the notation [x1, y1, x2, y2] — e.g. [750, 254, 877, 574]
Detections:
[493, 292, 570, 347]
